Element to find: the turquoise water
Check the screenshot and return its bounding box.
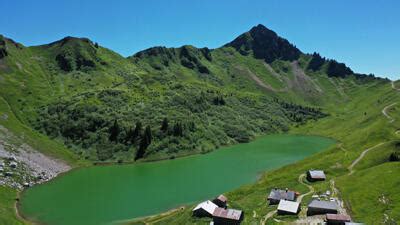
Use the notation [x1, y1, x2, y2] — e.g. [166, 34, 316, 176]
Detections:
[20, 134, 335, 225]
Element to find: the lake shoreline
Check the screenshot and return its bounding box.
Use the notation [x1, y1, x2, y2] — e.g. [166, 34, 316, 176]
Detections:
[18, 134, 335, 225]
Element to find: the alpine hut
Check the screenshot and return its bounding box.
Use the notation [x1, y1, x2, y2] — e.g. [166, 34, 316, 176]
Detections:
[192, 200, 218, 218]
[212, 207, 243, 225]
[277, 200, 300, 215]
[307, 170, 326, 182]
[307, 200, 338, 216]
[267, 188, 296, 205]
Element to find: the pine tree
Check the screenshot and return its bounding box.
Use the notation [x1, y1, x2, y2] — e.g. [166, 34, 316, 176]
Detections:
[125, 127, 134, 144]
[109, 119, 120, 142]
[135, 125, 152, 160]
[132, 121, 142, 142]
[143, 125, 152, 145]
[160, 118, 169, 132]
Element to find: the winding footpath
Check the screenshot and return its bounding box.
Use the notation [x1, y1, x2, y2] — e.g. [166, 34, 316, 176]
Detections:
[392, 81, 400, 91]
[382, 103, 397, 123]
[347, 142, 386, 175]
[348, 81, 399, 174]
[261, 209, 277, 224]
[297, 174, 314, 203]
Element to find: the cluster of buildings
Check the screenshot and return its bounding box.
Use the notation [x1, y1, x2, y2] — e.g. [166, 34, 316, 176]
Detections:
[191, 169, 364, 224]
[266, 170, 364, 225]
[192, 194, 244, 224]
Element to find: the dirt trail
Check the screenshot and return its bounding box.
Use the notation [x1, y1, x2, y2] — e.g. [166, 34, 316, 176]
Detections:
[392, 81, 400, 91]
[347, 142, 385, 175]
[382, 103, 397, 123]
[348, 82, 399, 174]
[261, 209, 277, 225]
[297, 174, 314, 203]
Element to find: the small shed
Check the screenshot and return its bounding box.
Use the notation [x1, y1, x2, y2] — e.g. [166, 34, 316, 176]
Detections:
[307, 170, 326, 182]
[212, 194, 228, 208]
[307, 200, 338, 216]
[212, 207, 243, 225]
[267, 188, 296, 204]
[193, 200, 218, 218]
[326, 214, 351, 225]
[277, 200, 300, 215]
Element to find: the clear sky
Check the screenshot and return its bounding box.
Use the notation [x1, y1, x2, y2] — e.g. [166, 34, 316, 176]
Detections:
[1, 0, 399, 79]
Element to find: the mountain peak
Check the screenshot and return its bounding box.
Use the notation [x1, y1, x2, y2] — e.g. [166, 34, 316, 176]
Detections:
[47, 36, 94, 48]
[224, 24, 301, 63]
[250, 24, 271, 32]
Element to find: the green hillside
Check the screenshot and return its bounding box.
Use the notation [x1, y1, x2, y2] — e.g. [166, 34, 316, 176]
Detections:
[0, 29, 334, 163]
[131, 78, 400, 224]
[0, 24, 398, 224]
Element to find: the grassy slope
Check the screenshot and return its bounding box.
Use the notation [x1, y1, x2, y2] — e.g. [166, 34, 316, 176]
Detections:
[132, 79, 399, 224]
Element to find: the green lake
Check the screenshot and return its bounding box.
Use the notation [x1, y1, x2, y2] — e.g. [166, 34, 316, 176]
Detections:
[19, 134, 335, 225]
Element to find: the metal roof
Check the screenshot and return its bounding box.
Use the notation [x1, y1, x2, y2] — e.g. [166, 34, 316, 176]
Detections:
[213, 207, 242, 221]
[308, 200, 337, 210]
[308, 170, 326, 179]
[277, 200, 300, 213]
[326, 213, 351, 221]
[193, 200, 218, 215]
[268, 189, 296, 201]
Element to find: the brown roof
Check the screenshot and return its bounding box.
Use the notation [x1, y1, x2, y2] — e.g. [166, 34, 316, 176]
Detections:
[326, 214, 351, 221]
[217, 194, 227, 203]
[213, 207, 242, 221]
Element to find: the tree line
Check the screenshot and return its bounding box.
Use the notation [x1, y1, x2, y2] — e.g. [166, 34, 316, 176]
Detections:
[107, 118, 187, 161]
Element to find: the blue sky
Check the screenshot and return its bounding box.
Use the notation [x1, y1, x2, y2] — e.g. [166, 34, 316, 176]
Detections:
[1, 0, 399, 79]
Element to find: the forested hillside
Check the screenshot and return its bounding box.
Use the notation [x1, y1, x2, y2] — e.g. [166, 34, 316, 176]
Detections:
[2, 25, 380, 162]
